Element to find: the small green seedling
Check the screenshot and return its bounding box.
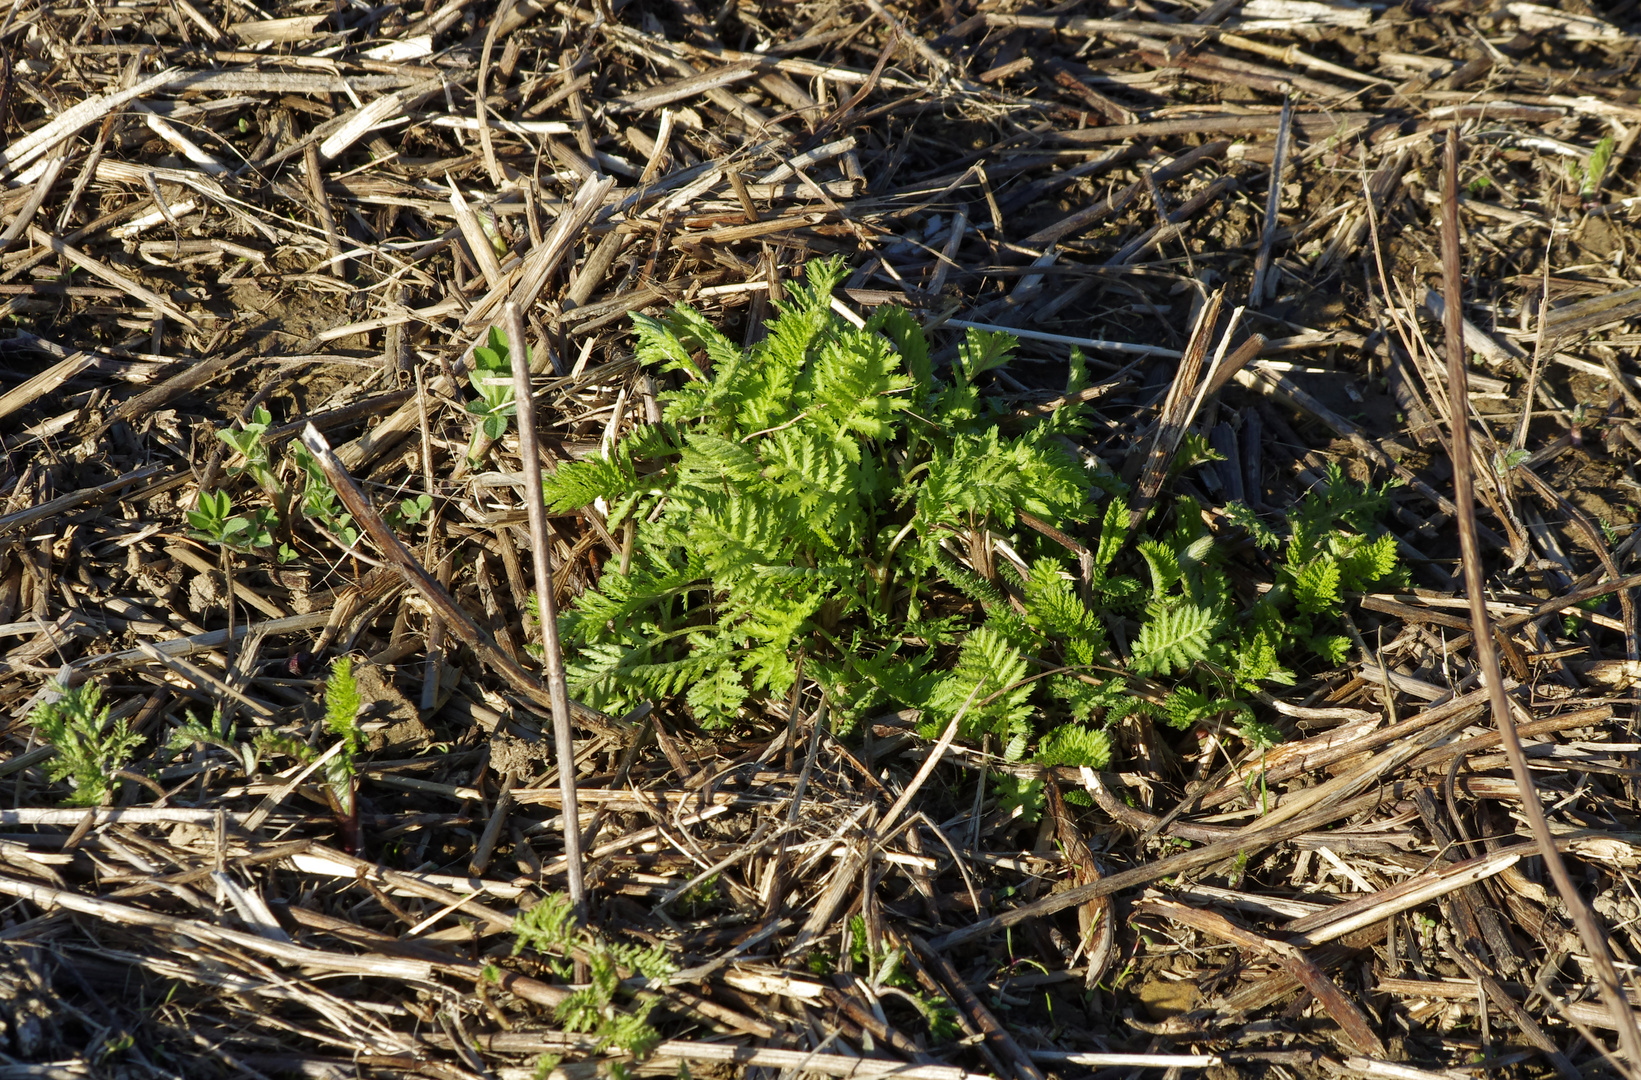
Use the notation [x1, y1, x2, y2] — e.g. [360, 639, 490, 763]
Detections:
[383, 493, 433, 531]
[32, 680, 143, 807]
[1495, 448, 1532, 475]
[476, 206, 509, 258]
[292, 446, 359, 548]
[253, 657, 366, 851]
[218, 407, 281, 498]
[1583, 135, 1616, 198]
[187, 489, 276, 552]
[320, 657, 364, 810]
[845, 914, 959, 1042]
[467, 326, 524, 450]
[169, 708, 261, 775]
[513, 892, 676, 1071]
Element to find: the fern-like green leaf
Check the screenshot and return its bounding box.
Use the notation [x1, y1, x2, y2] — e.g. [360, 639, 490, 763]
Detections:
[1222, 501, 1279, 550]
[875, 305, 932, 393]
[32, 681, 143, 808]
[1037, 722, 1112, 769]
[1293, 554, 1342, 616]
[1337, 532, 1399, 591]
[1308, 633, 1351, 665]
[923, 625, 1033, 738]
[957, 329, 1016, 383]
[993, 772, 1044, 824]
[807, 328, 914, 446]
[324, 657, 361, 742]
[541, 447, 649, 521]
[1137, 539, 1182, 600]
[1162, 687, 1252, 731]
[1022, 558, 1105, 664]
[684, 663, 749, 727]
[1231, 625, 1294, 688]
[1130, 603, 1215, 676]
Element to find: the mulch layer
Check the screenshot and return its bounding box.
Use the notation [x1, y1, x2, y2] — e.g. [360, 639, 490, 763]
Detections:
[3, 0, 1641, 1078]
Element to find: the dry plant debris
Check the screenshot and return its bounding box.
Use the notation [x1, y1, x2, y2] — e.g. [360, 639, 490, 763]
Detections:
[2, 0, 1641, 1077]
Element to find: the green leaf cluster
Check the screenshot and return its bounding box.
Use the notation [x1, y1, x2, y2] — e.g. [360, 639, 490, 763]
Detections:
[250, 658, 367, 824]
[187, 489, 276, 552]
[546, 257, 1096, 749]
[545, 258, 1404, 784]
[468, 325, 522, 444]
[290, 445, 359, 548]
[1574, 135, 1616, 197]
[312, 657, 365, 819]
[513, 893, 676, 1064]
[1266, 463, 1405, 667]
[219, 406, 281, 497]
[195, 404, 442, 559]
[31, 681, 142, 807]
[168, 707, 261, 774]
[845, 915, 958, 1043]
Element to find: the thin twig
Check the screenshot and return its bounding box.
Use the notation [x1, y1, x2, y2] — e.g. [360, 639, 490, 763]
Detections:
[505, 299, 586, 907]
[1438, 126, 1641, 1074]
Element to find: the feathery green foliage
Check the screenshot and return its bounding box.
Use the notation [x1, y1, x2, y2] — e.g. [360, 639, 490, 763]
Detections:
[318, 658, 364, 818]
[844, 914, 959, 1043]
[169, 708, 261, 775]
[544, 257, 1404, 802]
[248, 658, 368, 845]
[513, 893, 676, 1068]
[32, 681, 142, 807]
[324, 658, 364, 758]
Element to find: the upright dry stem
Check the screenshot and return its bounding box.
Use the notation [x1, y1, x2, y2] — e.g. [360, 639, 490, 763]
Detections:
[505, 300, 586, 907]
[1439, 127, 1641, 1073]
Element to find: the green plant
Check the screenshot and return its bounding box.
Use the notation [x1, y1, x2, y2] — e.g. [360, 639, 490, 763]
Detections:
[254, 658, 366, 850]
[467, 326, 522, 455]
[186, 489, 276, 552]
[1264, 463, 1403, 666]
[1582, 135, 1616, 198]
[31, 681, 143, 807]
[168, 708, 261, 774]
[513, 892, 675, 1068]
[201, 405, 432, 559]
[845, 915, 959, 1043]
[319, 657, 364, 825]
[677, 873, 721, 916]
[1495, 447, 1532, 475]
[476, 206, 509, 258]
[543, 258, 1401, 782]
[994, 773, 1045, 825]
[545, 258, 1094, 745]
[94, 1031, 135, 1064]
[383, 493, 433, 530]
[218, 407, 284, 510]
[291, 446, 359, 548]
[193, 413, 379, 558]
